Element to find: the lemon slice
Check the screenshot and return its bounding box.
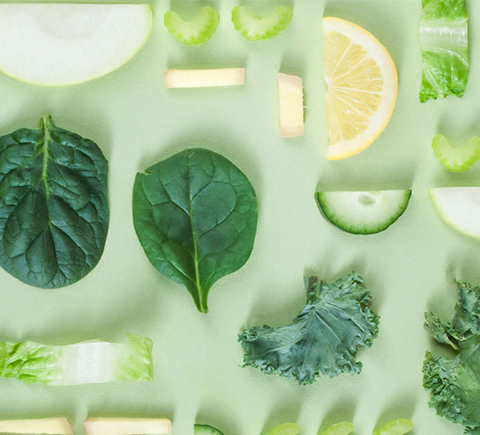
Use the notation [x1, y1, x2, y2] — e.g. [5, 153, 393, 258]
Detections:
[323, 17, 398, 160]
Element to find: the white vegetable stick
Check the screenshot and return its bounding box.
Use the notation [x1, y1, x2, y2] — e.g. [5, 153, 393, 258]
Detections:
[164, 68, 245, 89]
[0, 418, 73, 434]
[278, 72, 304, 137]
[84, 418, 172, 435]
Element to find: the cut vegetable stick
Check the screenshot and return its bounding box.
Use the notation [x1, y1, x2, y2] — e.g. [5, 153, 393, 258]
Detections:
[84, 418, 172, 435]
[164, 68, 245, 88]
[278, 72, 304, 137]
[0, 418, 73, 434]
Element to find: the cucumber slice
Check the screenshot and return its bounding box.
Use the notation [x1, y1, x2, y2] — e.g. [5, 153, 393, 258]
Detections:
[194, 424, 225, 435]
[264, 423, 300, 435]
[320, 421, 354, 435]
[430, 187, 480, 240]
[231, 6, 293, 41]
[373, 419, 413, 435]
[432, 134, 480, 173]
[164, 7, 219, 46]
[316, 190, 412, 235]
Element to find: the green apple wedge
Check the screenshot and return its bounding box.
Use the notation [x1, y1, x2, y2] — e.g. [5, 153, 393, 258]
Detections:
[0, 3, 153, 86]
[430, 187, 480, 240]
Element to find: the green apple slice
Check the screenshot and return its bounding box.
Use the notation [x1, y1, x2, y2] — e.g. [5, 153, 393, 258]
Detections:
[0, 419, 73, 434]
[194, 425, 225, 435]
[430, 187, 480, 240]
[320, 421, 354, 435]
[0, 3, 152, 86]
[373, 419, 413, 435]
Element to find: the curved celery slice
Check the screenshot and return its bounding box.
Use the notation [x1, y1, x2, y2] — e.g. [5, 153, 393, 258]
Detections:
[164, 7, 219, 46]
[320, 421, 354, 435]
[232, 6, 293, 41]
[0, 334, 153, 385]
[432, 134, 480, 172]
[419, 0, 469, 102]
[264, 423, 300, 435]
[373, 419, 413, 435]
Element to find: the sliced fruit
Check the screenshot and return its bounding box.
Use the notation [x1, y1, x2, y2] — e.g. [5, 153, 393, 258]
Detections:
[164, 7, 219, 46]
[432, 134, 480, 173]
[232, 5, 293, 41]
[323, 17, 398, 160]
[194, 424, 225, 435]
[320, 421, 354, 435]
[264, 423, 300, 435]
[164, 68, 245, 88]
[430, 187, 480, 240]
[278, 73, 304, 137]
[373, 419, 413, 435]
[84, 418, 172, 435]
[0, 419, 73, 434]
[0, 4, 152, 86]
[316, 190, 412, 235]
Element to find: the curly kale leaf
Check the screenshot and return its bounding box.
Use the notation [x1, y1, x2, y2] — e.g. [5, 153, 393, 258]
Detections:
[239, 273, 380, 385]
[423, 281, 480, 434]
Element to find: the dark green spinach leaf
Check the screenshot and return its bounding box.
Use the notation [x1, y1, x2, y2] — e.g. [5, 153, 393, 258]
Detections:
[0, 116, 109, 288]
[133, 148, 258, 313]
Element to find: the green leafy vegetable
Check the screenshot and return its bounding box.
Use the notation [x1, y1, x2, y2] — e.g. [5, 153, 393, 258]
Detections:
[164, 7, 219, 46]
[133, 148, 258, 314]
[423, 280, 480, 433]
[373, 419, 413, 435]
[264, 423, 299, 435]
[321, 421, 353, 435]
[0, 334, 153, 385]
[0, 116, 108, 288]
[239, 273, 379, 385]
[419, 0, 469, 102]
[232, 6, 293, 41]
[432, 134, 480, 172]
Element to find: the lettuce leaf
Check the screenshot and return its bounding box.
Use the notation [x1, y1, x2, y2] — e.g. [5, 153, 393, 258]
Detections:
[419, 0, 469, 102]
[239, 273, 380, 385]
[0, 333, 153, 385]
[423, 281, 480, 433]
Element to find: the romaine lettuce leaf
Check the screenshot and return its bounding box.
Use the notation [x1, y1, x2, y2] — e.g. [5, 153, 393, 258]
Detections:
[423, 281, 480, 433]
[0, 333, 153, 385]
[239, 273, 380, 385]
[419, 0, 469, 102]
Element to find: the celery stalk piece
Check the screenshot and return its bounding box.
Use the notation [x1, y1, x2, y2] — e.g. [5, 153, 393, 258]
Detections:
[232, 6, 293, 41]
[164, 7, 219, 46]
[0, 334, 153, 385]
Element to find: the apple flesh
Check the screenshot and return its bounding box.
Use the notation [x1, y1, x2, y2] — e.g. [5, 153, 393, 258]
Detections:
[164, 68, 245, 89]
[278, 73, 304, 137]
[84, 418, 172, 435]
[0, 4, 152, 86]
[0, 418, 73, 434]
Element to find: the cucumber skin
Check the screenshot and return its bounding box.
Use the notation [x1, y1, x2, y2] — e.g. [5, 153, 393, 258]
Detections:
[316, 191, 412, 235]
[194, 424, 225, 435]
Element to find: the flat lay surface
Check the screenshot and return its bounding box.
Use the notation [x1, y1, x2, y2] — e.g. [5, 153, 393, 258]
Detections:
[0, 0, 478, 433]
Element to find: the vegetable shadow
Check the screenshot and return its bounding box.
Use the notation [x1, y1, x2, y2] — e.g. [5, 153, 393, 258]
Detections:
[195, 407, 239, 435]
[373, 395, 417, 433]
[260, 401, 302, 435]
[318, 399, 356, 433]
[136, 128, 264, 201]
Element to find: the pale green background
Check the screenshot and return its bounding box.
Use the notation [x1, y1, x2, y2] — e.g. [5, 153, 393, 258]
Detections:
[0, 0, 478, 434]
